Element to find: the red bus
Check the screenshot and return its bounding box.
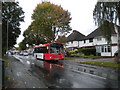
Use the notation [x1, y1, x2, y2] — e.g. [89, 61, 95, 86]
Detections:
[33, 42, 64, 60]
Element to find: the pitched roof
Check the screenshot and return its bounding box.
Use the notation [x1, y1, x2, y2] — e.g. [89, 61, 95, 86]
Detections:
[67, 30, 85, 41]
[84, 28, 102, 39]
[85, 21, 118, 39]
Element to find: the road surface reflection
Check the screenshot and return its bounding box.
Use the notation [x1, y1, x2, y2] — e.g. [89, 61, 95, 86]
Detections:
[31, 60, 73, 88]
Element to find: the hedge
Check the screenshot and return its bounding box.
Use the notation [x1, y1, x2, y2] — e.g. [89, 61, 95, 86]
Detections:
[78, 48, 96, 56]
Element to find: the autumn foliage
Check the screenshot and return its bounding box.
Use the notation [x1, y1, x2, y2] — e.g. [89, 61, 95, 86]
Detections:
[22, 1, 72, 46]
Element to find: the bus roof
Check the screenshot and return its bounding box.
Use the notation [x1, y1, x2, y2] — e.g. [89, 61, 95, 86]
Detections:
[34, 42, 64, 48]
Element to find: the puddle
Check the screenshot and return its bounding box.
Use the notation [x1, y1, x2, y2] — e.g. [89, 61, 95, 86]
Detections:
[83, 69, 86, 72]
[89, 70, 94, 74]
[31, 60, 75, 88]
[27, 61, 30, 65]
[72, 65, 119, 80]
[16, 72, 22, 77]
[47, 85, 61, 89]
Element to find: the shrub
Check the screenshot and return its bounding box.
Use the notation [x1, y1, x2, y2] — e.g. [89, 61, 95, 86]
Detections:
[78, 48, 96, 56]
[69, 50, 76, 54]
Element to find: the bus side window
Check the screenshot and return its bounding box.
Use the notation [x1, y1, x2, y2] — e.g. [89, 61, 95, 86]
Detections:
[36, 48, 38, 53]
[44, 47, 48, 53]
[37, 47, 48, 53]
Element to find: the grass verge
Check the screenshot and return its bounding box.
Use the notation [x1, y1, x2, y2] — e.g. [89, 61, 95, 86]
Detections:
[64, 57, 77, 60]
[79, 61, 120, 68]
[3, 55, 10, 67]
[83, 56, 102, 59]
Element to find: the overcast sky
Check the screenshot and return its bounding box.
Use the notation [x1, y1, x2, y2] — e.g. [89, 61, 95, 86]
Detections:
[15, 0, 98, 47]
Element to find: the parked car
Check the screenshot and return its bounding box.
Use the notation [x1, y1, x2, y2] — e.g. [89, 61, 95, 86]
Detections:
[23, 52, 29, 56]
[19, 51, 24, 55]
[28, 52, 33, 55]
[114, 50, 118, 56]
[114, 50, 119, 63]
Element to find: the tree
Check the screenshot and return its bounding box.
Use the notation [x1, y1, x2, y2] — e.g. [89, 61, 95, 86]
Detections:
[55, 35, 67, 44]
[99, 20, 114, 44]
[19, 40, 27, 50]
[93, 2, 120, 62]
[27, 1, 72, 45]
[23, 21, 53, 46]
[2, 2, 24, 55]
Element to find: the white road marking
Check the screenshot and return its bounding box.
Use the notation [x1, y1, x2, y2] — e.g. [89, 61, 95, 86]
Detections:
[27, 61, 30, 64]
[13, 55, 24, 63]
[72, 70, 106, 80]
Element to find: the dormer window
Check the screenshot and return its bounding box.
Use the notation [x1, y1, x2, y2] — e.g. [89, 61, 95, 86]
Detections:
[84, 40, 86, 43]
[89, 38, 93, 42]
[71, 41, 73, 44]
[97, 37, 102, 41]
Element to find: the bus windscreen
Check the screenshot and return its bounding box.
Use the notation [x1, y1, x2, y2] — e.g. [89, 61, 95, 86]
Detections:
[50, 43, 64, 55]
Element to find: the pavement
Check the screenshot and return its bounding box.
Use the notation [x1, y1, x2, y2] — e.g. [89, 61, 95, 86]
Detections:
[5, 56, 46, 88]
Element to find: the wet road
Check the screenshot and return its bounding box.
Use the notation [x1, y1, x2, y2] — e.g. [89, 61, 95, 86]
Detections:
[0, 59, 2, 89]
[11, 55, 120, 88]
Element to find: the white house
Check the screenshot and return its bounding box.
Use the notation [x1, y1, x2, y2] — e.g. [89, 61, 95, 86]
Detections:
[66, 23, 119, 57]
[66, 30, 85, 51]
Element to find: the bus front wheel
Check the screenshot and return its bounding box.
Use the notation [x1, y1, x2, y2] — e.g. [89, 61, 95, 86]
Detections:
[36, 55, 37, 59]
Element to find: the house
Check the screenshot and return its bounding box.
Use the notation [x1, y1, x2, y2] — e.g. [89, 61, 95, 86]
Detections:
[80, 26, 118, 56]
[66, 22, 119, 57]
[66, 30, 85, 51]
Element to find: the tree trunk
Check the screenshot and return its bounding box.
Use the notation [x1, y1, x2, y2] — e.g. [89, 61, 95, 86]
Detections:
[117, 16, 120, 63]
[110, 44, 112, 57]
[118, 28, 120, 63]
[117, 5, 120, 63]
[53, 26, 56, 41]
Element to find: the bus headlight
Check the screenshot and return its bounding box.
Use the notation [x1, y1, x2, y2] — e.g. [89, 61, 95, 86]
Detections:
[50, 56, 52, 59]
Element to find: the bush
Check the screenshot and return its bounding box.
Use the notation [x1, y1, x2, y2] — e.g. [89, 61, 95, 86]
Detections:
[78, 48, 96, 56]
[69, 50, 76, 54]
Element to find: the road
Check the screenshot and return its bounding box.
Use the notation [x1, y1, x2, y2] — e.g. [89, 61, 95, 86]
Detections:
[5, 55, 120, 88]
[0, 59, 2, 89]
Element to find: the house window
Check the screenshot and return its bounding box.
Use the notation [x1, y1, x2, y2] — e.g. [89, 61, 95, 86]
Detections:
[105, 46, 107, 52]
[108, 46, 111, 52]
[84, 40, 86, 43]
[89, 38, 93, 42]
[97, 37, 102, 41]
[101, 45, 111, 52]
[101, 46, 104, 52]
[96, 46, 101, 53]
[71, 41, 73, 44]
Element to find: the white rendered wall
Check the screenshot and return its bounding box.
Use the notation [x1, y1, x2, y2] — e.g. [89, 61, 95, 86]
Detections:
[66, 41, 79, 48]
[112, 46, 118, 56]
[66, 34, 118, 56]
[101, 52, 111, 56]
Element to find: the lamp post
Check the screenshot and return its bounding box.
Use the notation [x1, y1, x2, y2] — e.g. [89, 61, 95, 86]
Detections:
[7, 21, 8, 51]
[7, 21, 8, 53]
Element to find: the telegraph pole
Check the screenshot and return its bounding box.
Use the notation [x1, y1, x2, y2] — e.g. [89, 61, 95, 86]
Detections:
[7, 21, 8, 53]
